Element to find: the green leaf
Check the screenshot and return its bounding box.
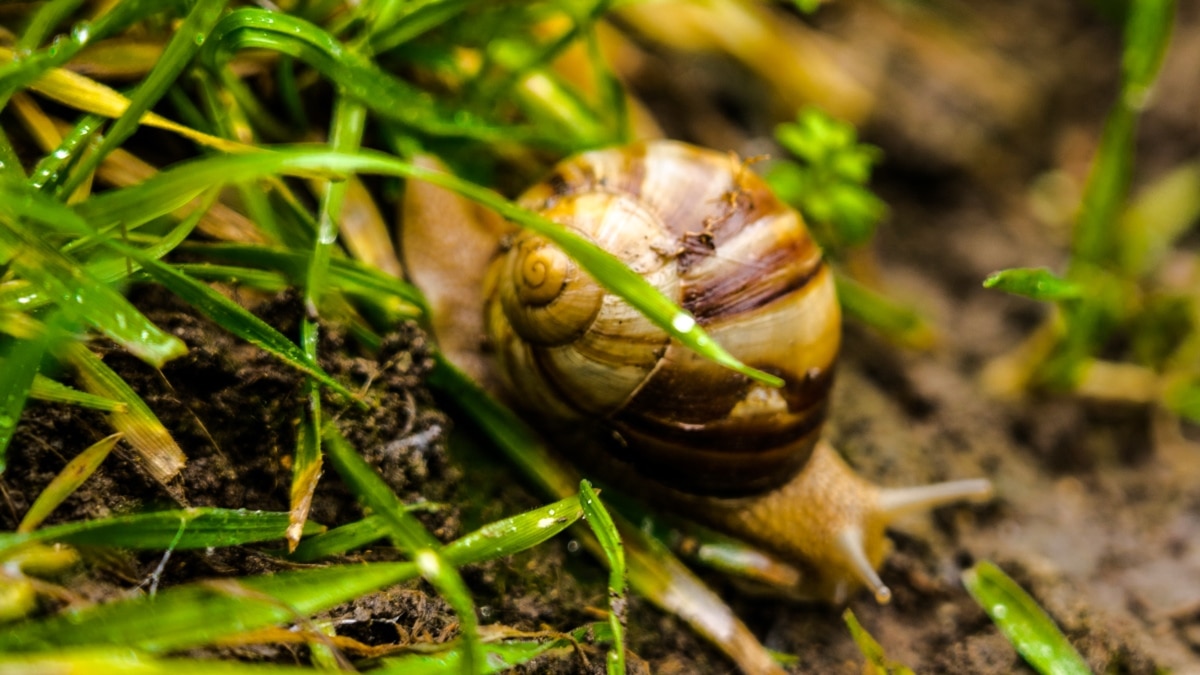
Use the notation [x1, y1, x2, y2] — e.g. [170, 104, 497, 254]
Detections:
[983, 268, 1083, 303]
[962, 561, 1092, 675]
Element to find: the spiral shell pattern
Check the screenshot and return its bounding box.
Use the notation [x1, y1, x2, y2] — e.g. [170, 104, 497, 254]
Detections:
[485, 141, 840, 496]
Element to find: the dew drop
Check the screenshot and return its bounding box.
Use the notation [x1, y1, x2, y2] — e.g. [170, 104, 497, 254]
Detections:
[71, 22, 91, 42]
[671, 313, 695, 333]
[992, 604, 1008, 619]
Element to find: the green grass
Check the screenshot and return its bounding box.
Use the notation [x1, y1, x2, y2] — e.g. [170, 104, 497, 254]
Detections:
[0, 2, 652, 672]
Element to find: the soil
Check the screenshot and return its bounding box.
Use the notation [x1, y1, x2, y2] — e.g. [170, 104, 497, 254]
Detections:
[3, 1, 1200, 673]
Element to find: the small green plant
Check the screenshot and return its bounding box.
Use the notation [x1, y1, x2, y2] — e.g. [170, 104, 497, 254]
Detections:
[984, 0, 1198, 421]
[767, 107, 934, 349]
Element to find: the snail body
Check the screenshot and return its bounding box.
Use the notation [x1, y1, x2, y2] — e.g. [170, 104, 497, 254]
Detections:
[403, 140, 990, 603]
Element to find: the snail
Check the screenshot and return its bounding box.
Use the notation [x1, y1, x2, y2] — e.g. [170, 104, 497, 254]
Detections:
[401, 140, 992, 604]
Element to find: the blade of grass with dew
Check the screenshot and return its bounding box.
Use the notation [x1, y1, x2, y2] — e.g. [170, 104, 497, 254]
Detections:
[0, 508, 323, 554]
[580, 480, 627, 675]
[29, 374, 126, 412]
[56, 341, 186, 483]
[0, 189, 213, 314]
[287, 514, 390, 562]
[122, 254, 359, 401]
[0, 47, 250, 156]
[75, 147, 781, 385]
[0, 185, 187, 367]
[0, 497, 581, 653]
[0, 0, 186, 100]
[202, 9, 544, 146]
[843, 608, 915, 675]
[17, 433, 122, 533]
[60, 0, 232, 196]
[13, 0, 88, 52]
[428, 356, 787, 674]
[8, 94, 102, 195]
[323, 421, 485, 672]
[284, 96, 368, 552]
[373, 622, 615, 675]
[962, 561, 1092, 675]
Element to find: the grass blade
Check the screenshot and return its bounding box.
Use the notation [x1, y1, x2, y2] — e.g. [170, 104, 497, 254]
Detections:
[0, 326, 53, 472]
[57, 341, 187, 483]
[415, 550, 484, 675]
[321, 422, 440, 552]
[0, 649, 320, 674]
[29, 374, 127, 412]
[844, 608, 915, 675]
[76, 147, 782, 385]
[580, 480, 627, 675]
[0, 507, 323, 553]
[962, 561, 1092, 675]
[0, 498, 581, 653]
[62, 0, 232, 196]
[16, 433, 122, 533]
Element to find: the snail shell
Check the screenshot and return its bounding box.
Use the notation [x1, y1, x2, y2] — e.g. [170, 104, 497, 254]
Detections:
[402, 140, 991, 603]
[484, 142, 840, 496]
